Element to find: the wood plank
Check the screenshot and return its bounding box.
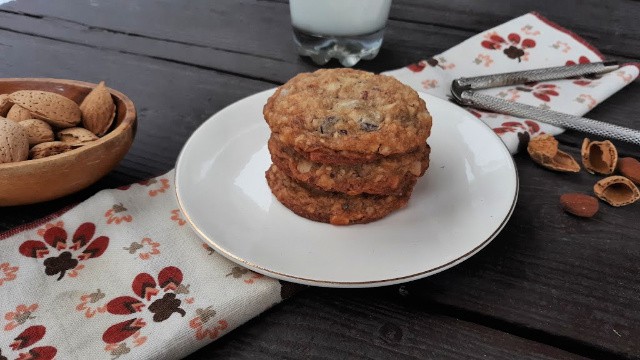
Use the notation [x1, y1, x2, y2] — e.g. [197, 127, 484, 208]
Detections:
[404, 151, 640, 358]
[0, 0, 299, 62]
[0, 4, 476, 83]
[0, 28, 273, 227]
[389, 0, 640, 59]
[4, 0, 638, 61]
[186, 288, 588, 359]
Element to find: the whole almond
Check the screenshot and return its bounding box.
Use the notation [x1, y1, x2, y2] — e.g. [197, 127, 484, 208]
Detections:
[581, 138, 618, 175]
[528, 134, 580, 173]
[19, 119, 55, 146]
[80, 81, 115, 136]
[0, 118, 29, 163]
[6, 104, 33, 122]
[593, 175, 640, 207]
[618, 157, 640, 185]
[0, 94, 12, 116]
[560, 193, 599, 218]
[57, 127, 98, 146]
[29, 141, 72, 160]
[10, 90, 81, 128]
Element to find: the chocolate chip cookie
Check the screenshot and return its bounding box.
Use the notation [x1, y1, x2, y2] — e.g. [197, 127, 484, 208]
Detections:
[263, 68, 432, 160]
[269, 135, 430, 195]
[265, 164, 415, 225]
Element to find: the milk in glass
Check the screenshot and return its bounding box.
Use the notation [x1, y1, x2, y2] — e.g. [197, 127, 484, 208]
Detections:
[289, 0, 392, 67]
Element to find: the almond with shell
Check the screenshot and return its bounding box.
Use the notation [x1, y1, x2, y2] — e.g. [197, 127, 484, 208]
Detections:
[29, 141, 72, 160]
[57, 127, 99, 146]
[0, 94, 12, 116]
[80, 81, 115, 136]
[9, 90, 81, 128]
[6, 104, 33, 122]
[19, 119, 55, 146]
[0, 118, 29, 163]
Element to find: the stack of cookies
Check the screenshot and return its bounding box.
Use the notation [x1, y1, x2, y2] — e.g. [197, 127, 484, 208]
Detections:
[263, 69, 432, 225]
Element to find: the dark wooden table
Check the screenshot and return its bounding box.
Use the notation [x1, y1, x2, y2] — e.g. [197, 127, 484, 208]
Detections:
[1, 1, 639, 358]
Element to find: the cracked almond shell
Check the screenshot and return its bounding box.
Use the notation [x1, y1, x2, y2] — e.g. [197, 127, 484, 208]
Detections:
[527, 134, 580, 173]
[29, 141, 72, 160]
[9, 90, 81, 128]
[0, 118, 29, 163]
[19, 119, 55, 146]
[593, 175, 640, 207]
[80, 81, 116, 136]
[57, 127, 99, 146]
[581, 138, 617, 175]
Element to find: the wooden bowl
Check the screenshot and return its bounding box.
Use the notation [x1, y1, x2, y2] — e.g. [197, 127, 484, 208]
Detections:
[0, 78, 136, 206]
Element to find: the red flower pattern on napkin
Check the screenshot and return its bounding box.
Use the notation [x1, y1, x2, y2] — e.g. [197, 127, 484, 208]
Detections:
[515, 82, 560, 102]
[105, 203, 133, 224]
[0, 263, 19, 286]
[481, 32, 536, 62]
[18, 223, 109, 280]
[102, 266, 187, 344]
[6, 325, 57, 360]
[4, 304, 38, 332]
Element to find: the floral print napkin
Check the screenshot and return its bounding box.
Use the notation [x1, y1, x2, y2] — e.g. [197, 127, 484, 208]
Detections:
[0, 12, 637, 360]
[0, 174, 298, 359]
[384, 12, 639, 154]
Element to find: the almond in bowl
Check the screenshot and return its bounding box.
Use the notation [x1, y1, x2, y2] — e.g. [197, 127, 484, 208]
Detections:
[0, 78, 136, 206]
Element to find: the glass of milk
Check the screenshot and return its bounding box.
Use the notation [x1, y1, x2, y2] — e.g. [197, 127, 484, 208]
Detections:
[289, 0, 393, 67]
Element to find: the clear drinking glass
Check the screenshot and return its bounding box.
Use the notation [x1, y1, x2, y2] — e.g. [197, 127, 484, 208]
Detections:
[289, 0, 392, 67]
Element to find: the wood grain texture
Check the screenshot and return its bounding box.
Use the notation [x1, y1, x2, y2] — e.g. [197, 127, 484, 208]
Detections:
[389, 0, 640, 59]
[0, 1, 639, 358]
[405, 152, 640, 358]
[187, 288, 588, 360]
[0, 3, 475, 83]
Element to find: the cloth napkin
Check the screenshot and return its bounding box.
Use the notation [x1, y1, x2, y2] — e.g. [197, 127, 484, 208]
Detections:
[0, 173, 299, 359]
[0, 12, 637, 360]
[385, 12, 639, 154]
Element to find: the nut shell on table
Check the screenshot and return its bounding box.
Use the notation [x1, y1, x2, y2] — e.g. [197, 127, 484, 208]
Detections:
[57, 127, 99, 146]
[19, 119, 55, 146]
[0, 118, 29, 163]
[80, 81, 116, 136]
[6, 104, 33, 122]
[581, 138, 617, 175]
[29, 141, 72, 160]
[527, 134, 580, 173]
[0, 94, 12, 116]
[617, 157, 640, 185]
[560, 193, 599, 218]
[593, 175, 640, 207]
[9, 90, 81, 128]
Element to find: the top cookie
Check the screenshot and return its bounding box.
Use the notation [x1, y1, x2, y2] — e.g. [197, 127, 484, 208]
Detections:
[263, 69, 432, 157]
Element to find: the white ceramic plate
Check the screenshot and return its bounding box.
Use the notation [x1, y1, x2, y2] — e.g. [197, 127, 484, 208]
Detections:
[175, 89, 518, 288]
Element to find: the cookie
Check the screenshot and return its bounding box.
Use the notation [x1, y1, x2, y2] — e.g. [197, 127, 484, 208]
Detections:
[269, 135, 430, 195]
[263, 68, 432, 159]
[265, 164, 415, 225]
